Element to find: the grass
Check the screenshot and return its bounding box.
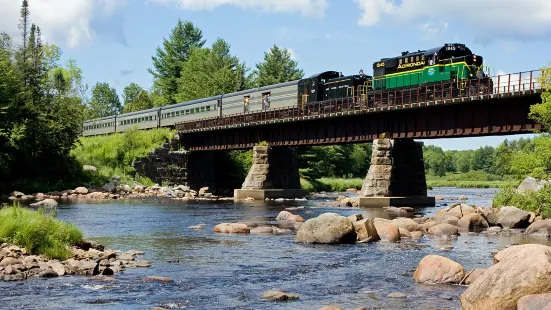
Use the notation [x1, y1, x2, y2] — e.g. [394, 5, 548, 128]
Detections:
[301, 177, 363, 193]
[425, 171, 520, 189]
[0, 203, 83, 259]
[300, 171, 521, 193]
[70, 126, 175, 186]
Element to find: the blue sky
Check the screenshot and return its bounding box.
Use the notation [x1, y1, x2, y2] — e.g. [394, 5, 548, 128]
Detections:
[1, 0, 549, 150]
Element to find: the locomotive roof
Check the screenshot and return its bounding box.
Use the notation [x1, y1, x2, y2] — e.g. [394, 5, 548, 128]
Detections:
[377, 43, 473, 62]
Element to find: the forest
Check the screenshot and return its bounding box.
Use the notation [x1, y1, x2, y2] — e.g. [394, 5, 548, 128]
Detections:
[1, 0, 551, 195]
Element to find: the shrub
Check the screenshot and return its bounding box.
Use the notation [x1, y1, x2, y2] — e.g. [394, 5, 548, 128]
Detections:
[493, 185, 551, 218]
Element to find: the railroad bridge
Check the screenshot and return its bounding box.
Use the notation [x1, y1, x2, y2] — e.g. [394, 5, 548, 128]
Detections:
[135, 71, 544, 206]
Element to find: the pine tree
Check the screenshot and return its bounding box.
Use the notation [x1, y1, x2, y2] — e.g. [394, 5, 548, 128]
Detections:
[253, 45, 304, 87]
[148, 20, 206, 105]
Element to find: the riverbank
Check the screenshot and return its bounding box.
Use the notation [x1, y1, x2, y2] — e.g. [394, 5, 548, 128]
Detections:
[300, 173, 519, 193]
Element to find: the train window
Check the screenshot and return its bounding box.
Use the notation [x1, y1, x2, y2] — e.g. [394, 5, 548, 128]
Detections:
[416, 56, 419, 62]
[201, 106, 205, 112]
[195, 108, 200, 113]
[399, 59, 402, 65]
[404, 57, 408, 64]
[206, 106, 210, 111]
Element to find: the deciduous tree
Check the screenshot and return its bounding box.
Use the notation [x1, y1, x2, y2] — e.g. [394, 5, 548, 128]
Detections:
[89, 82, 121, 118]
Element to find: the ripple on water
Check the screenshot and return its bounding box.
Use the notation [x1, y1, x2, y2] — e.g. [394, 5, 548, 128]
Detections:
[0, 188, 543, 309]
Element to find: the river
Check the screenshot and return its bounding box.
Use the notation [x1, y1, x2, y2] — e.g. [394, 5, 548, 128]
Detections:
[1, 187, 547, 309]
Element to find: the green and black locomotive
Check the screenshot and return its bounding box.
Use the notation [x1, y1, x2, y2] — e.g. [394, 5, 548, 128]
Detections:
[297, 43, 492, 108]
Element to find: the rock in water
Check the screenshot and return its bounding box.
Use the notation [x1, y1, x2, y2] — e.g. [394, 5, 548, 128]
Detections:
[460, 244, 551, 310]
[295, 213, 356, 244]
[413, 255, 465, 284]
[497, 206, 531, 229]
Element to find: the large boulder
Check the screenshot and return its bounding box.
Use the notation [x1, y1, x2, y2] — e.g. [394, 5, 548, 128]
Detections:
[497, 206, 531, 229]
[373, 219, 400, 242]
[460, 244, 551, 310]
[458, 213, 489, 231]
[391, 218, 424, 232]
[428, 223, 459, 236]
[295, 213, 356, 244]
[477, 207, 499, 226]
[526, 219, 551, 234]
[352, 219, 380, 242]
[517, 176, 548, 193]
[413, 255, 465, 284]
[434, 203, 476, 219]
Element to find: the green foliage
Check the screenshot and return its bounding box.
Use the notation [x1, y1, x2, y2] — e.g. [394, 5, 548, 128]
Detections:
[0, 1, 88, 194]
[252, 45, 304, 87]
[70, 127, 174, 185]
[493, 185, 551, 218]
[0, 203, 83, 259]
[122, 82, 153, 113]
[175, 38, 250, 102]
[88, 82, 121, 118]
[298, 144, 372, 180]
[529, 64, 551, 131]
[149, 20, 206, 105]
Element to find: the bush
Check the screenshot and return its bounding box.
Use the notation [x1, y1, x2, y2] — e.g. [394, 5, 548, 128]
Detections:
[493, 185, 551, 218]
[0, 203, 83, 259]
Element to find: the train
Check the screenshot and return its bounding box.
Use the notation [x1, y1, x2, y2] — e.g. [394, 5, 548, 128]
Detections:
[83, 43, 492, 136]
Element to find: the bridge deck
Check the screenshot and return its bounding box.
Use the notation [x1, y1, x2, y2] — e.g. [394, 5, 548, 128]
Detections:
[176, 70, 543, 133]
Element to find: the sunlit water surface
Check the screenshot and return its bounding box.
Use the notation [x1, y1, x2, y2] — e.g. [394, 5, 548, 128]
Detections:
[1, 187, 549, 310]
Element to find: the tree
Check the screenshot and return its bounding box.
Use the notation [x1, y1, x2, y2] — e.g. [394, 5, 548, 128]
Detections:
[122, 83, 153, 113]
[148, 20, 206, 105]
[89, 82, 121, 118]
[175, 38, 249, 102]
[253, 45, 304, 87]
[472, 146, 496, 174]
[529, 63, 551, 131]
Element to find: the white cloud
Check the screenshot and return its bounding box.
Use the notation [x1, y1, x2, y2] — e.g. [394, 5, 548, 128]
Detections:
[149, 0, 328, 17]
[286, 47, 297, 60]
[353, 0, 551, 41]
[0, 0, 126, 48]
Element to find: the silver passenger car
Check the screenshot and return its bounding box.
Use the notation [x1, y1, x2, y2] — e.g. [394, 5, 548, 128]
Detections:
[159, 95, 222, 127]
[221, 80, 299, 115]
[116, 107, 160, 133]
[82, 115, 117, 136]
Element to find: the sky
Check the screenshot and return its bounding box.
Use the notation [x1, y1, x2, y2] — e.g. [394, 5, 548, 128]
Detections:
[0, 0, 550, 150]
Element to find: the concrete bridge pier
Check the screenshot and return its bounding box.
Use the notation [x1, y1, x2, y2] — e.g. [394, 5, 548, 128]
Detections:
[355, 139, 435, 207]
[234, 145, 306, 200]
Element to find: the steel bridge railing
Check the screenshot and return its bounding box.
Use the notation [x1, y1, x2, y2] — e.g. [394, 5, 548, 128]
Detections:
[175, 70, 543, 132]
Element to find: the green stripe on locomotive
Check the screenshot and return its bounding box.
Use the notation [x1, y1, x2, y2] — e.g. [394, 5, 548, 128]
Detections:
[373, 62, 470, 90]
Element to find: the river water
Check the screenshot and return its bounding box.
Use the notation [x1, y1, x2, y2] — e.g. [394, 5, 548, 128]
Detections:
[1, 187, 548, 310]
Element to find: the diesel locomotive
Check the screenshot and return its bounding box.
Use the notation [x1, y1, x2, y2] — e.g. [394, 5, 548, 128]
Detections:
[83, 43, 492, 136]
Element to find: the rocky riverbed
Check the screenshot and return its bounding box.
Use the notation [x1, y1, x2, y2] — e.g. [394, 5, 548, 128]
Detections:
[0, 240, 151, 282]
